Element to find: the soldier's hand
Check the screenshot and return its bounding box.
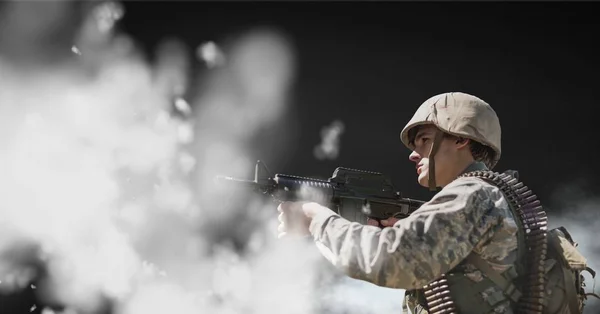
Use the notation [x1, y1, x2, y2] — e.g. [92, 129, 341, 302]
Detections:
[366, 218, 381, 227]
[366, 217, 400, 228]
[277, 201, 321, 238]
[380, 217, 400, 227]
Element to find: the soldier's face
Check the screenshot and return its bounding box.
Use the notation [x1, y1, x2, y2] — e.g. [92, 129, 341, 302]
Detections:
[408, 125, 463, 188]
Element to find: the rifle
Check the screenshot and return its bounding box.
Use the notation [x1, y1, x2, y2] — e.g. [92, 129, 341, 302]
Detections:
[215, 160, 425, 224]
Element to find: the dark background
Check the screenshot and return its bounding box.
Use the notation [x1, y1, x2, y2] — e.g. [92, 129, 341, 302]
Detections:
[121, 2, 599, 204]
[2, 1, 600, 313]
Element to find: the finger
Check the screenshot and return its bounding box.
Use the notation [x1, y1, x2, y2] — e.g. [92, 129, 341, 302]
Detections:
[366, 218, 380, 226]
[277, 223, 286, 233]
[380, 218, 399, 227]
[278, 201, 295, 213]
[386, 217, 400, 226]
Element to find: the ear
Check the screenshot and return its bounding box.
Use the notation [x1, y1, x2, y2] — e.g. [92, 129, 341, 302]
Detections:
[455, 137, 470, 150]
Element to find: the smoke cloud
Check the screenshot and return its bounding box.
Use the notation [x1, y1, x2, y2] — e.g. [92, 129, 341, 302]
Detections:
[0, 1, 330, 314]
[314, 120, 345, 161]
[0, 1, 407, 314]
[15, 2, 597, 314]
[197, 41, 226, 69]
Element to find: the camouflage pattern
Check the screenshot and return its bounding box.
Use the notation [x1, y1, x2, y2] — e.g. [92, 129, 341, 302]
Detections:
[308, 162, 519, 313]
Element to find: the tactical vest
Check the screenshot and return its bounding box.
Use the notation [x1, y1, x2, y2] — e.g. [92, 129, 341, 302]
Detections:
[405, 170, 599, 314]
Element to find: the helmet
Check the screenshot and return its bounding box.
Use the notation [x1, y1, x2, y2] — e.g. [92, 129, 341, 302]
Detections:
[400, 92, 502, 169]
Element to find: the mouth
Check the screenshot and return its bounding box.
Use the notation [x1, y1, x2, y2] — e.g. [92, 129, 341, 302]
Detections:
[416, 164, 423, 175]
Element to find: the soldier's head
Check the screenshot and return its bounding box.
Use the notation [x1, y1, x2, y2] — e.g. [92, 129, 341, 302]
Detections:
[400, 92, 501, 190]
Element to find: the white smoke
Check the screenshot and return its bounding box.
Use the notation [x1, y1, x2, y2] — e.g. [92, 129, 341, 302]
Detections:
[0, 1, 313, 313]
[0, 1, 190, 312]
[0, 2, 413, 314]
[197, 41, 226, 69]
[314, 119, 345, 161]
[320, 279, 404, 314]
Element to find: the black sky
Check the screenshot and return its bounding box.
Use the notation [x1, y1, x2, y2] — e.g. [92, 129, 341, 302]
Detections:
[1, 2, 599, 314]
[120, 2, 599, 208]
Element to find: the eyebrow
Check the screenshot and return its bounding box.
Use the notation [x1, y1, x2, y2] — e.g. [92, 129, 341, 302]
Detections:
[415, 131, 433, 141]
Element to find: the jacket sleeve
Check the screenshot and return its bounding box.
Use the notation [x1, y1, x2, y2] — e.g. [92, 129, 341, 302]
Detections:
[308, 177, 504, 290]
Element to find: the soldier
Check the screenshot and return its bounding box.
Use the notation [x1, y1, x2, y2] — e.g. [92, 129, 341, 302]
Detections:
[277, 92, 521, 313]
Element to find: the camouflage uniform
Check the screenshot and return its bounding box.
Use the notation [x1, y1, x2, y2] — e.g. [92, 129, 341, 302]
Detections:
[303, 92, 598, 313]
[309, 161, 518, 313]
[307, 92, 519, 313]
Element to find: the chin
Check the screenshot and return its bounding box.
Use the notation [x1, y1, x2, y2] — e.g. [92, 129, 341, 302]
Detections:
[417, 173, 429, 187]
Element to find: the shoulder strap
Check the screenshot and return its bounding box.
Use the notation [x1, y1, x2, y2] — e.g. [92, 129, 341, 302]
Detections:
[562, 260, 582, 314]
[465, 253, 522, 303]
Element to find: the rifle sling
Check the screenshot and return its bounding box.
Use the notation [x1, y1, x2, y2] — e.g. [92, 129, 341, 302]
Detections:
[465, 253, 522, 303]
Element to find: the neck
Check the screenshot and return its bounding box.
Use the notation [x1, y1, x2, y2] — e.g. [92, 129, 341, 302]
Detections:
[457, 157, 477, 175]
[440, 157, 476, 187]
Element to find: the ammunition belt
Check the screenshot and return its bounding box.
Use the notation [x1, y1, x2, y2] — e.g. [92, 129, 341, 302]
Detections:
[421, 170, 548, 314]
[422, 276, 458, 313]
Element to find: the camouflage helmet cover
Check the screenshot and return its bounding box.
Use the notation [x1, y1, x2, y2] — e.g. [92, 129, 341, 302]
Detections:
[400, 92, 502, 168]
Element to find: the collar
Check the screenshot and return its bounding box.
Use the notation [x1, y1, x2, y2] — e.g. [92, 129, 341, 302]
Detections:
[459, 161, 489, 176]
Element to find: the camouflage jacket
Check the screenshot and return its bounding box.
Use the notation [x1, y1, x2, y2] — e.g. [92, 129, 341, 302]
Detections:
[308, 161, 519, 313]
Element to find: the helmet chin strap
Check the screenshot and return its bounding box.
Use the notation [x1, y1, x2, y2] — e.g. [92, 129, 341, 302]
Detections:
[427, 131, 445, 192]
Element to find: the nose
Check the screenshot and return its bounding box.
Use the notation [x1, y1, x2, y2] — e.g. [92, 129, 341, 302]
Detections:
[409, 150, 421, 163]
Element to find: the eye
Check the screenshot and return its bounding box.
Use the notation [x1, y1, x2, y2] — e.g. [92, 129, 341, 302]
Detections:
[421, 137, 430, 144]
